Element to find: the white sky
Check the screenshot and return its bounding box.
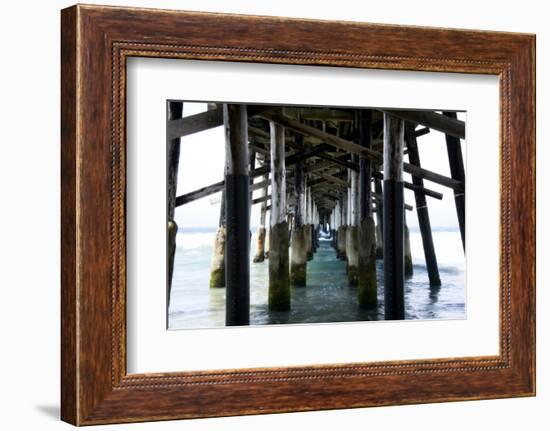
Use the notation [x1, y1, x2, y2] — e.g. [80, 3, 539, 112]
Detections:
[174, 102, 466, 229]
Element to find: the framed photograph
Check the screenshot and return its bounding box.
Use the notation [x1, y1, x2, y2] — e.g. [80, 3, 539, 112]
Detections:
[61, 4, 536, 425]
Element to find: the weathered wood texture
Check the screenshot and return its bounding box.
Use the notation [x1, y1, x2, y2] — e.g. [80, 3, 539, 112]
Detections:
[270, 123, 286, 226]
[269, 122, 290, 310]
[405, 123, 441, 286]
[61, 4, 535, 425]
[383, 114, 406, 320]
[167, 105, 273, 140]
[358, 110, 373, 219]
[175, 143, 328, 206]
[443, 111, 466, 250]
[381, 109, 465, 139]
[224, 104, 250, 325]
[166, 101, 183, 310]
[263, 111, 463, 191]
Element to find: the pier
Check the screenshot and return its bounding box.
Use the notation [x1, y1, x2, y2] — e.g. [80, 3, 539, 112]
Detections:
[168, 103, 466, 326]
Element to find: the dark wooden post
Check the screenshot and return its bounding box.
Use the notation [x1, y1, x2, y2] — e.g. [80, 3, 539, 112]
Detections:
[374, 177, 384, 259]
[269, 122, 290, 310]
[224, 104, 250, 326]
[405, 123, 441, 286]
[305, 185, 314, 260]
[249, 150, 256, 207]
[383, 113, 405, 320]
[357, 110, 377, 308]
[167, 101, 183, 309]
[443, 111, 466, 251]
[337, 189, 348, 260]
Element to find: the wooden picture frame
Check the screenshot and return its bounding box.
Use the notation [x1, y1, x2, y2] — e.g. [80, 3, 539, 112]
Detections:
[61, 4, 536, 425]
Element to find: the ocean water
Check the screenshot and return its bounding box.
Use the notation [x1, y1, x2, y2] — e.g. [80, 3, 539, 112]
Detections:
[168, 227, 465, 330]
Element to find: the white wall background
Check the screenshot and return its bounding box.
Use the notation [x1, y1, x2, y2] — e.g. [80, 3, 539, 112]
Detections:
[0, 0, 545, 429]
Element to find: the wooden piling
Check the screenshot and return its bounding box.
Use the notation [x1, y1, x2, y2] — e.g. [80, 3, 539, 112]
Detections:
[405, 124, 441, 286]
[337, 191, 348, 260]
[383, 113, 405, 320]
[346, 165, 359, 286]
[269, 122, 290, 311]
[404, 222, 413, 277]
[374, 178, 384, 259]
[167, 101, 183, 307]
[443, 111, 466, 250]
[253, 168, 269, 263]
[357, 110, 378, 308]
[306, 187, 314, 260]
[224, 104, 250, 326]
[209, 223, 226, 288]
[290, 134, 308, 286]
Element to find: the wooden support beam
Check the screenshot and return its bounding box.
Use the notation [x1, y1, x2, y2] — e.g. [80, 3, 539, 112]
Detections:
[224, 104, 250, 326]
[253, 164, 269, 263]
[443, 111, 466, 250]
[357, 109, 377, 308]
[166, 101, 183, 310]
[316, 172, 348, 187]
[347, 160, 360, 286]
[168, 105, 222, 140]
[373, 193, 413, 211]
[293, 134, 305, 228]
[168, 105, 274, 140]
[261, 111, 463, 191]
[248, 125, 270, 140]
[406, 123, 441, 286]
[249, 142, 269, 156]
[252, 194, 271, 205]
[249, 150, 256, 204]
[316, 152, 358, 171]
[374, 177, 384, 258]
[381, 109, 465, 140]
[269, 122, 290, 311]
[415, 127, 430, 137]
[315, 167, 443, 200]
[358, 110, 373, 220]
[300, 108, 355, 122]
[175, 143, 328, 207]
[291, 134, 309, 285]
[372, 171, 443, 200]
[383, 113, 405, 320]
[176, 180, 225, 207]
